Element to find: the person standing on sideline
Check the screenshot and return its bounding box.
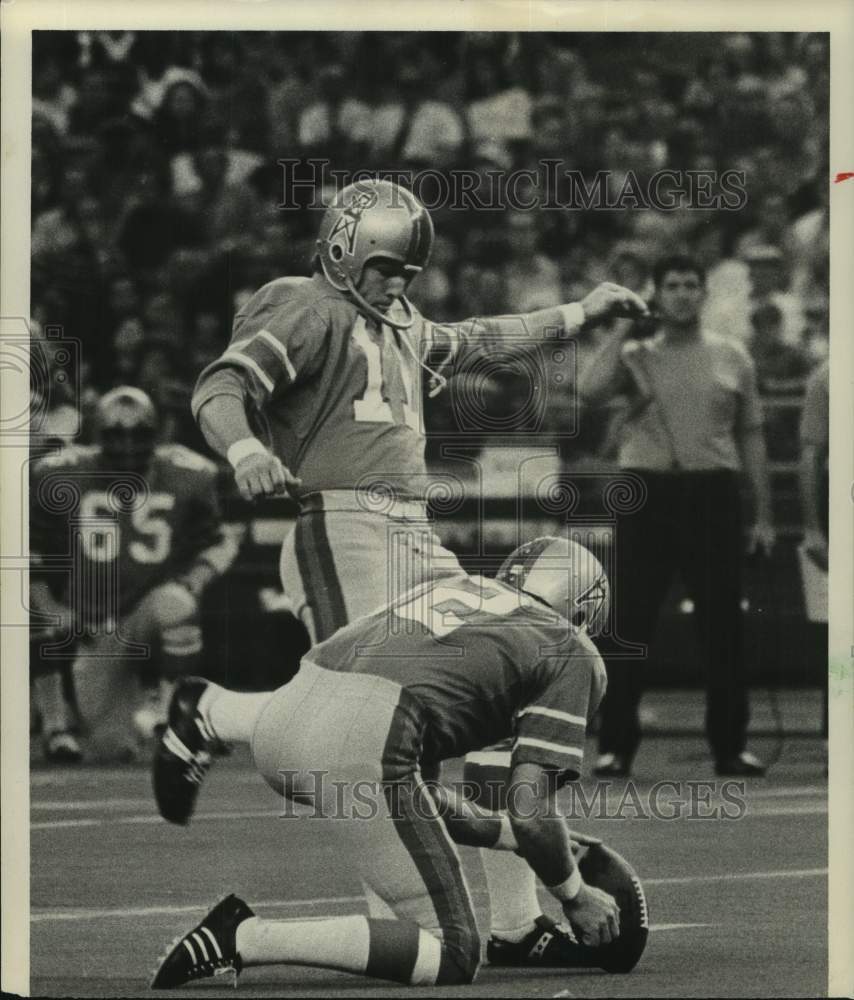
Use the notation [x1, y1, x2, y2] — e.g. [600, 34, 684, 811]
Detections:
[579, 255, 774, 777]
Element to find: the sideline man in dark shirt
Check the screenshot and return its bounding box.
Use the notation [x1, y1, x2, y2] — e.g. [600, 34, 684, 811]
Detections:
[579, 255, 774, 777]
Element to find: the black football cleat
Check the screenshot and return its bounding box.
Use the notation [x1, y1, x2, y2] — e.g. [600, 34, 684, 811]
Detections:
[487, 914, 589, 968]
[150, 894, 255, 989]
[715, 751, 766, 777]
[152, 677, 217, 825]
[593, 753, 632, 778]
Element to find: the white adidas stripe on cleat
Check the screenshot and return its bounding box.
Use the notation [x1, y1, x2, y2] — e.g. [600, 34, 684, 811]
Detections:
[200, 925, 223, 959]
[192, 932, 209, 962]
[162, 728, 195, 764]
[182, 937, 197, 964]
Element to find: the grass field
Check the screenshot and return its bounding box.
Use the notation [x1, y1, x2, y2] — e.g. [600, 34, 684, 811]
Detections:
[29, 725, 828, 999]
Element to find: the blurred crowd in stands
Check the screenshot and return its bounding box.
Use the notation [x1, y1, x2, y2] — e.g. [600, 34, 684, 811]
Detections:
[30, 31, 829, 481]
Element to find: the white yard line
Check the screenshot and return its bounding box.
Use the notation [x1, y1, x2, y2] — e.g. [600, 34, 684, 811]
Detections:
[745, 803, 827, 816]
[30, 869, 826, 924]
[31, 818, 101, 830]
[744, 785, 826, 799]
[31, 808, 279, 830]
[31, 896, 366, 923]
[29, 800, 828, 831]
[649, 922, 714, 931]
[644, 867, 826, 887]
[31, 798, 153, 811]
[31, 770, 145, 785]
[29, 786, 828, 811]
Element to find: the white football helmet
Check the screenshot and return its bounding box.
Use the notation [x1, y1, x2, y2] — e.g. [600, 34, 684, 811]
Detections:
[96, 385, 158, 473]
[314, 179, 434, 330]
[496, 536, 611, 636]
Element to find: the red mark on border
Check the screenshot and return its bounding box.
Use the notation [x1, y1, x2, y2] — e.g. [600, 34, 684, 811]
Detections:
[834, 172, 854, 183]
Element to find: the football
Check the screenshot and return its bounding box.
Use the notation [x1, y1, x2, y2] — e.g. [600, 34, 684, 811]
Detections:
[578, 842, 650, 973]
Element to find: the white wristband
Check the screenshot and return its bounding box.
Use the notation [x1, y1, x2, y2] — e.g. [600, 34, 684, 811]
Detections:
[559, 302, 586, 332]
[227, 437, 267, 469]
[547, 866, 583, 902]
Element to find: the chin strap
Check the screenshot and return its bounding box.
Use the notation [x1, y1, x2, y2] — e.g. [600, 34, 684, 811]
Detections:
[341, 274, 416, 332]
[333, 268, 450, 397]
[395, 326, 449, 398]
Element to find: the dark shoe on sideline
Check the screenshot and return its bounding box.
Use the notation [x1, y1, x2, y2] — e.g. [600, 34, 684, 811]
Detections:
[593, 753, 632, 778]
[715, 751, 766, 777]
[43, 730, 82, 764]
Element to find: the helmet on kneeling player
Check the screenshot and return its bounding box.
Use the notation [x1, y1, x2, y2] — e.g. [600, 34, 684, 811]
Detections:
[96, 386, 158, 474]
[496, 536, 611, 637]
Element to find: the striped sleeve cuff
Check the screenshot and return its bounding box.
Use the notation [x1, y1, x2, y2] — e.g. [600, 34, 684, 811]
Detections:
[517, 706, 586, 727]
[513, 737, 583, 760]
[221, 329, 297, 396]
[512, 704, 587, 776]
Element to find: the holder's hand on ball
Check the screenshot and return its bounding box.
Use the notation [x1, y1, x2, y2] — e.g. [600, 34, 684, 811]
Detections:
[563, 882, 621, 947]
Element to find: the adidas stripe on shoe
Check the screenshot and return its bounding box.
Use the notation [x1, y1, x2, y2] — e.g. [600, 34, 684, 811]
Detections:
[150, 894, 255, 989]
[487, 914, 589, 968]
[152, 677, 216, 825]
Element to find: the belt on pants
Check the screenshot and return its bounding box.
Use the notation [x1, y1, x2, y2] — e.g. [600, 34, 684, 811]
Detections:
[298, 489, 430, 522]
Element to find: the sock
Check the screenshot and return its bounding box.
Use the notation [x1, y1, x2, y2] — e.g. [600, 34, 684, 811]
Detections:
[197, 684, 272, 743]
[160, 623, 202, 679]
[480, 849, 541, 941]
[158, 678, 176, 714]
[236, 915, 442, 985]
[464, 751, 541, 941]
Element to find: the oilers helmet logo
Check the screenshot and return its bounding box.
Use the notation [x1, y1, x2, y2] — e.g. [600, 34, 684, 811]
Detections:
[327, 190, 377, 260]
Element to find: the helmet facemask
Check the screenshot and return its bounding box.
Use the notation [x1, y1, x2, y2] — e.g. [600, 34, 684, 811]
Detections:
[496, 537, 611, 638]
[96, 386, 158, 474]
